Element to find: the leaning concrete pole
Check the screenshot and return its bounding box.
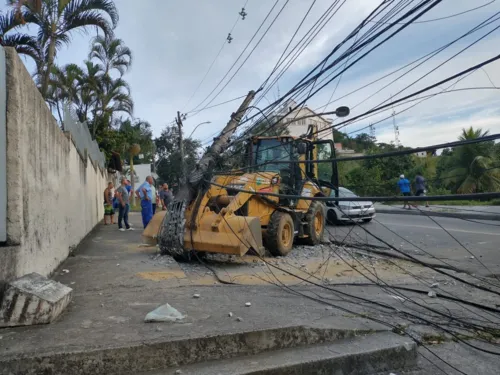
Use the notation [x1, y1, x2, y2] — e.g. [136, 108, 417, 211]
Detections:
[187, 90, 256, 189]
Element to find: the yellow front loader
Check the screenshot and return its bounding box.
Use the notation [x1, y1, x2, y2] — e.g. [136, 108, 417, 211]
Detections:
[155, 129, 339, 260]
[147, 91, 348, 259]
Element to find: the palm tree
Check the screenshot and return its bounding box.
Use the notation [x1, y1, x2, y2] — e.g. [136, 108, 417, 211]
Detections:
[90, 75, 134, 138]
[46, 63, 85, 124]
[0, 10, 41, 62]
[89, 34, 132, 77]
[443, 127, 500, 193]
[8, 0, 118, 97]
[75, 60, 101, 123]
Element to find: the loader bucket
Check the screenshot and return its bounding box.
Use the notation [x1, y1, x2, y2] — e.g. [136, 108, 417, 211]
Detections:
[184, 213, 265, 256]
[142, 210, 167, 245]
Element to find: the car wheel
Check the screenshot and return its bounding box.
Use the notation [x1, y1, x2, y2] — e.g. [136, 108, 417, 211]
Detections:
[362, 218, 372, 223]
[327, 210, 338, 225]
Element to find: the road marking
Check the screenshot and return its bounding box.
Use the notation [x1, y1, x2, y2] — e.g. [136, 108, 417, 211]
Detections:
[376, 222, 500, 236]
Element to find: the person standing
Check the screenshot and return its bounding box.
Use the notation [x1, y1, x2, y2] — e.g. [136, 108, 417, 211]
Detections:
[151, 181, 157, 215]
[397, 174, 411, 210]
[159, 183, 173, 210]
[103, 182, 115, 225]
[116, 177, 133, 231]
[136, 176, 154, 228]
[415, 173, 429, 208]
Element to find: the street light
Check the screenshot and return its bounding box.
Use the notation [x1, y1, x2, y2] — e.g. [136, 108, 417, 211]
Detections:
[187, 121, 211, 139]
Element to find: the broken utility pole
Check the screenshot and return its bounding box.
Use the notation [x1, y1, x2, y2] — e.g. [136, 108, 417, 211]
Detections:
[175, 111, 186, 186]
[188, 90, 256, 188]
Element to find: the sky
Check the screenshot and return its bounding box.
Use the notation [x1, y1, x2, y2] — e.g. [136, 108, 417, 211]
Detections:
[3, 0, 500, 148]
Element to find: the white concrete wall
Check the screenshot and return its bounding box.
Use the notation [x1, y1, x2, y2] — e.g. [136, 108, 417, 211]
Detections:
[0, 48, 108, 282]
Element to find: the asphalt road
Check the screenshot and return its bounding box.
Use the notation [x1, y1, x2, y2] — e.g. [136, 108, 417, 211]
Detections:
[326, 213, 500, 277]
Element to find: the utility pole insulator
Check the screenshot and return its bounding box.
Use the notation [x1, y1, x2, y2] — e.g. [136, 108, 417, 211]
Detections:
[239, 7, 247, 20]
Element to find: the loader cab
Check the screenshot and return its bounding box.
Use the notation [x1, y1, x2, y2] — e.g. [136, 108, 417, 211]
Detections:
[249, 137, 301, 172]
[248, 136, 338, 194]
[248, 137, 304, 194]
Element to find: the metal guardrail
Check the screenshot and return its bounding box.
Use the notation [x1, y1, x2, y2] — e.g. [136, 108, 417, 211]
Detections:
[63, 105, 106, 169]
[0, 47, 6, 242]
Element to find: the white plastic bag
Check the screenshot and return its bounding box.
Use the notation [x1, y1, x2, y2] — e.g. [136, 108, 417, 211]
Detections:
[144, 303, 185, 323]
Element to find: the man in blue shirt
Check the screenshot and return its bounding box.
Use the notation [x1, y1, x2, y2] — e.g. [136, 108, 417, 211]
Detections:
[135, 176, 154, 228]
[397, 174, 411, 210]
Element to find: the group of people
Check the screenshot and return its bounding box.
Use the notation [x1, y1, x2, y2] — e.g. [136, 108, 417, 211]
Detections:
[103, 176, 174, 231]
[397, 173, 429, 209]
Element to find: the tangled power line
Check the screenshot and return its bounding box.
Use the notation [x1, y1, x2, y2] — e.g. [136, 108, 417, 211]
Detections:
[163, 1, 500, 373]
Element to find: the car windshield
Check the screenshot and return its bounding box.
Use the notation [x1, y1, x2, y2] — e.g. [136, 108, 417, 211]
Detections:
[330, 187, 358, 198]
[252, 139, 294, 172]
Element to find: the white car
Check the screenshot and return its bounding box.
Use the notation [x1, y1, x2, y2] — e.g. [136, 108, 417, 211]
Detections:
[326, 187, 376, 224]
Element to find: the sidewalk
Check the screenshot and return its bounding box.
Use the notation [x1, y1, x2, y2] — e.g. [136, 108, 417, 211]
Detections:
[1, 213, 499, 374]
[0, 213, 386, 374]
[375, 203, 500, 221]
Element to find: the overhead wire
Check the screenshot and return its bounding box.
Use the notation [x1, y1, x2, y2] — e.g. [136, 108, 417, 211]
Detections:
[181, 0, 250, 111]
[243, 0, 401, 127]
[215, 1, 450, 153]
[201, 171, 486, 373]
[188, 0, 282, 114]
[172, 1, 500, 368]
[208, 194, 499, 366]
[214, 0, 438, 153]
[413, 206, 500, 281]
[316, 9, 500, 127]
[369, 0, 496, 25]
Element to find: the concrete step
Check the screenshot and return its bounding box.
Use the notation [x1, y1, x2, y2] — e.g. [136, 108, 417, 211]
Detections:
[0, 325, 380, 375]
[138, 331, 417, 375]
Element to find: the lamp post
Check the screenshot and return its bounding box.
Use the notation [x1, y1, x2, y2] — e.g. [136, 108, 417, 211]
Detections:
[187, 121, 211, 139]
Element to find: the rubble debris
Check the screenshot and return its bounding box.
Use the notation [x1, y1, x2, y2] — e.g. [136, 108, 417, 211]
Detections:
[236, 317, 243, 322]
[0, 273, 72, 327]
[62, 269, 70, 273]
[430, 283, 439, 288]
[193, 294, 200, 299]
[428, 291, 437, 298]
[144, 303, 185, 323]
[245, 302, 251, 307]
[228, 312, 233, 317]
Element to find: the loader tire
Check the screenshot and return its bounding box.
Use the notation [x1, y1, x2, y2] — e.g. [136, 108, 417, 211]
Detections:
[265, 211, 295, 257]
[303, 201, 326, 245]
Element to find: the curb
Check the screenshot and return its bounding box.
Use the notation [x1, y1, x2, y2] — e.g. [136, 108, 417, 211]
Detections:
[0, 326, 376, 375]
[375, 207, 500, 221]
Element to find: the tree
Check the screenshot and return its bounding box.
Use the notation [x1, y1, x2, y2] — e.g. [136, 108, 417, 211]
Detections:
[46, 37, 134, 139]
[155, 126, 201, 185]
[46, 63, 85, 124]
[353, 133, 376, 152]
[118, 119, 154, 163]
[8, 0, 118, 97]
[440, 127, 500, 193]
[89, 34, 132, 77]
[0, 10, 40, 62]
[363, 143, 416, 182]
[90, 75, 134, 138]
